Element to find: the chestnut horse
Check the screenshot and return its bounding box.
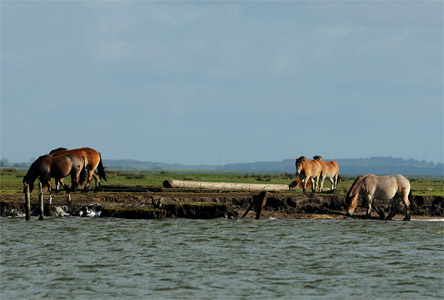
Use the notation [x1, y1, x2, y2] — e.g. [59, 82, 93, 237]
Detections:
[289, 179, 313, 190]
[313, 155, 340, 192]
[23, 154, 87, 203]
[295, 156, 322, 192]
[345, 174, 411, 221]
[49, 147, 107, 192]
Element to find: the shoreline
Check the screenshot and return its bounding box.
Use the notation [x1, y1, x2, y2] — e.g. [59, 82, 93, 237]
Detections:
[1, 190, 443, 220]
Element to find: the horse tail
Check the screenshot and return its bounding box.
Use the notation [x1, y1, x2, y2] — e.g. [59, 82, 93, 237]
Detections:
[97, 153, 108, 182]
[338, 174, 343, 182]
[79, 156, 88, 186]
[408, 189, 414, 207]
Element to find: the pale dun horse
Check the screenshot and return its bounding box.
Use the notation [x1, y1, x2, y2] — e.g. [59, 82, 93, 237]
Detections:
[345, 174, 412, 221]
[295, 156, 322, 192]
[313, 155, 340, 192]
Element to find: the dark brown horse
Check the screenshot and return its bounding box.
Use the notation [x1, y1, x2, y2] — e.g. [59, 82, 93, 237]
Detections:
[23, 153, 87, 203]
[49, 147, 107, 192]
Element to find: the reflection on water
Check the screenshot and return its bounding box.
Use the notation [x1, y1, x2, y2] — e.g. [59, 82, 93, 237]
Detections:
[1, 217, 443, 299]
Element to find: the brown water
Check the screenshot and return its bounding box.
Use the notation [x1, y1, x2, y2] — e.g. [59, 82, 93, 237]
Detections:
[1, 217, 443, 299]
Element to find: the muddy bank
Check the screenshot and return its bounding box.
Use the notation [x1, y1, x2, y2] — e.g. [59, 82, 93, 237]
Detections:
[1, 191, 443, 220]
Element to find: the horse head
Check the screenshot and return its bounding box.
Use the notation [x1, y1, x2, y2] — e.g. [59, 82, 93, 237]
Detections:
[23, 155, 49, 193]
[345, 194, 358, 216]
[23, 176, 35, 193]
[295, 156, 306, 176]
[345, 175, 365, 216]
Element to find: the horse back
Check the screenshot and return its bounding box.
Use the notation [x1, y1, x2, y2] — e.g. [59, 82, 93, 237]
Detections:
[373, 175, 410, 199]
[303, 159, 322, 176]
[51, 147, 100, 168]
[323, 160, 339, 176]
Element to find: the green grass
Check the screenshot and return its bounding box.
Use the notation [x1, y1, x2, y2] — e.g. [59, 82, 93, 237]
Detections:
[1, 168, 443, 196]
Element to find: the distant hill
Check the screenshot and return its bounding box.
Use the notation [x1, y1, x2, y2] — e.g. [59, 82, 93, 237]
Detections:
[217, 157, 443, 176]
[102, 159, 215, 171]
[100, 156, 442, 176]
[3, 156, 442, 176]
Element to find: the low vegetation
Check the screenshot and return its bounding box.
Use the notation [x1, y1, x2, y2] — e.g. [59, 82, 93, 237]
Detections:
[1, 168, 442, 196]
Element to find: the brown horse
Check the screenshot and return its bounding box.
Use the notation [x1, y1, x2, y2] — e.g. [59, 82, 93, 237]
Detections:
[313, 155, 340, 192]
[345, 174, 412, 221]
[295, 156, 322, 192]
[289, 179, 313, 190]
[49, 147, 107, 192]
[23, 153, 87, 203]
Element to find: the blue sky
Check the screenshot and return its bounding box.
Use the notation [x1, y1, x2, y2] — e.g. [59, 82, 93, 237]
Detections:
[1, 1, 443, 165]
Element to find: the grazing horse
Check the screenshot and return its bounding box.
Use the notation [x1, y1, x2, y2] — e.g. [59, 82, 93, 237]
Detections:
[49, 147, 107, 192]
[313, 155, 340, 192]
[345, 174, 411, 221]
[295, 156, 322, 192]
[23, 154, 87, 204]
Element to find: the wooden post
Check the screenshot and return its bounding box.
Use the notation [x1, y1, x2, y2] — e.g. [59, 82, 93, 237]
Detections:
[38, 182, 44, 220]
[24, 183, 31, 221]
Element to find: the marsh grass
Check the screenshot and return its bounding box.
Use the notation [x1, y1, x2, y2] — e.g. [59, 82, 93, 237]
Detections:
[1, 169, 442, 196]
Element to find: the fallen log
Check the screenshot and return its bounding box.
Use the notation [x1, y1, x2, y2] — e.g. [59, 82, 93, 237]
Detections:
[163, 179, 289, 192]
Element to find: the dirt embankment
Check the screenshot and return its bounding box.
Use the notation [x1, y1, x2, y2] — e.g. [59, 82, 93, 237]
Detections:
[1, 191, 443, 220]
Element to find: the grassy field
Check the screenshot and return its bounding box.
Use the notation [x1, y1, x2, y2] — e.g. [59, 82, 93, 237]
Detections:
[1, 168, 443, 196]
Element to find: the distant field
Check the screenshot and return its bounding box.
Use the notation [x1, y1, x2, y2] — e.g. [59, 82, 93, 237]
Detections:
[1, 168, 443, 196]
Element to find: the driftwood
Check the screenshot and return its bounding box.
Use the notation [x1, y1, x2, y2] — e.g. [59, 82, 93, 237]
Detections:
[163, 179, 289, 192]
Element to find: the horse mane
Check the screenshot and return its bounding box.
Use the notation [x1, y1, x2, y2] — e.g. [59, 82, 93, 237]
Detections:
[24, 155, 48, 180]
[296, 156, 306, 163]
[313, 155, 323, 160]
[49, 147, 68, 154]
[346, 174, 373, 198]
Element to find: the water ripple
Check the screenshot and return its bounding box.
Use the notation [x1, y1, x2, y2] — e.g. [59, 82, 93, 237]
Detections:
[1, 218, 443, 299]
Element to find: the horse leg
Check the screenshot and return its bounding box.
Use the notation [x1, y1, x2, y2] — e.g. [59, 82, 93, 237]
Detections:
[310, 177, 316, 193]
[402, 192, 411, 221]
[47, 186, 53, 205]
[302, 177, 307, 192]
[60, 180, 70, 192]
[372, 203, 385, 220]
[82, 170, 94, 193]
[70, 170, 80, 193]
[93, 172, 101, 192]
[313, 176, 320, 193]
[319, 174, 325, 192]
[329, 177, 335, 191]
[386, 198, 398, 220]
[366, 194, 373, 218]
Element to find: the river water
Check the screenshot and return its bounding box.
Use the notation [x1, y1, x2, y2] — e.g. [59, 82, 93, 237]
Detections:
[1, 217, 443, 299]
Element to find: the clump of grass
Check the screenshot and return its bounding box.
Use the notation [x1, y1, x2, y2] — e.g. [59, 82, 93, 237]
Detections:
[255, 175, 272, 182]
[125, 173, 145, 180]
